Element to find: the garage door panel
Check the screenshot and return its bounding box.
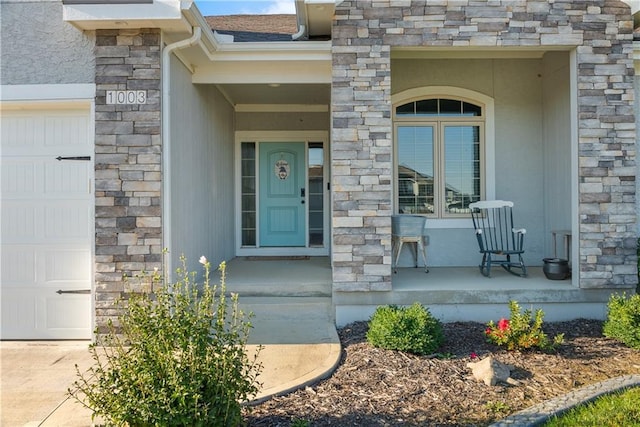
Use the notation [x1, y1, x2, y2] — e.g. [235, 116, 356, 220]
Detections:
[1, 160, 40, 195]
[1, 203, 40, 242]
[1, 249, 37, 285]
[45, 115, 89, 149]
[45, 249, 91, 283]
[2, 203, 89, 244]
[0, 290, 90, 340]
[0, 115, 45, 151]
[1, 107, 92, 340]
[1, 110, 89, 156]
[1, 290, 37, 339]
[44, 294, 91, 332]
[45, 202, 90, 240]
[2, 157, 90, 199]
[44, 161, 90, 196]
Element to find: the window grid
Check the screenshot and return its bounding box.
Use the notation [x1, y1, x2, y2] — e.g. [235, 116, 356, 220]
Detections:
[241, 142, 256, 246]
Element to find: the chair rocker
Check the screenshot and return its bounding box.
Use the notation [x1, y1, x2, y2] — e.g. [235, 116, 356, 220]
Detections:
[469, 200, 527, 277]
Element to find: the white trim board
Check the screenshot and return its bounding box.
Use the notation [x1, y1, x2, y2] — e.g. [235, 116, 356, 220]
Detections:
[0, 84, 96, 104]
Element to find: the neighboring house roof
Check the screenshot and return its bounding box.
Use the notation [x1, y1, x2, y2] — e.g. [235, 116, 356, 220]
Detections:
[205, 14, 297, 42]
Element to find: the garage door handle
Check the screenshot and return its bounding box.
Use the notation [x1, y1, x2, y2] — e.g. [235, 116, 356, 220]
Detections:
[56, 289, 91, 295]
[56, 156, 91, 161]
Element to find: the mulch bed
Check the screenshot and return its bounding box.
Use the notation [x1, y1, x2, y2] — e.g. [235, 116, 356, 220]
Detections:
[244, 319, 640, 426]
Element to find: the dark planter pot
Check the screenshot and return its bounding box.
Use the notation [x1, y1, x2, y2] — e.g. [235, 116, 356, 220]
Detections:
[542, 258, 570, 280]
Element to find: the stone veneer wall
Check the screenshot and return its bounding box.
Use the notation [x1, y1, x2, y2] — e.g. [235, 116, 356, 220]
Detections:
[331, 0, 636, 291]
[94, 29, 162, 333]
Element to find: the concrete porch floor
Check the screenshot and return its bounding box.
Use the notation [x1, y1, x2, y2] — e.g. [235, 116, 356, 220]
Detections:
[224, 256, 576, 295]
[223, 257, 615, 325]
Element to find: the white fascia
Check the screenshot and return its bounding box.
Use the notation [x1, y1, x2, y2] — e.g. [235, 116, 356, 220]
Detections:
[63, 0, 188, 31]
[210, 41, 331, 65]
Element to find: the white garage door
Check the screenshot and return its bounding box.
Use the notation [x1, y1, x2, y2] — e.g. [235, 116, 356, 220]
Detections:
[1, 108, 92, 339]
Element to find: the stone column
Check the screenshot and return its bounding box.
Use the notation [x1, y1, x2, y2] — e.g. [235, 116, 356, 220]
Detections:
[331, 2, 394, 292]
[94, 29, 162, 333]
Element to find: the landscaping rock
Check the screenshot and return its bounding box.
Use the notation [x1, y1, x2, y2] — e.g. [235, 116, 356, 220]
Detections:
[467, 356, 519, 386]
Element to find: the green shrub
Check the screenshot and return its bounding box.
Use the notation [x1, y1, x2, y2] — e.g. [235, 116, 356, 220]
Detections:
[366, 303, 444, 355]
[603, 292, 640, 349]
[485, 300, 563, 351]
[69, 256, 262, 426]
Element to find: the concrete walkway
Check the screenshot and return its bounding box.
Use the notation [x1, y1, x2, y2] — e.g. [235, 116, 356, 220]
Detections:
[1, 299, 341, 426]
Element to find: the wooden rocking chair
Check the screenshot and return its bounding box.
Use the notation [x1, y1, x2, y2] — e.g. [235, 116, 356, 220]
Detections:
[469, 200, 527, 277]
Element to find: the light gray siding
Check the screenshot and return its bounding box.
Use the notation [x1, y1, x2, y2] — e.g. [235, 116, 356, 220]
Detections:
[0, 0, 95, 85]
[169, 55, 235, 273]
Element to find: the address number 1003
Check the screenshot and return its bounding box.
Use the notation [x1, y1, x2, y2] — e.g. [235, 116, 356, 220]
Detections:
[106, 90, 147, 105]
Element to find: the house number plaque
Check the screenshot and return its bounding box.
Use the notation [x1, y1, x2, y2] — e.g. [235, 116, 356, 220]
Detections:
[106, 90, 147, 105]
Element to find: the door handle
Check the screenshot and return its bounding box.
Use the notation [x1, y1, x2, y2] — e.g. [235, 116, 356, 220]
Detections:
[300, 188, 305, 197]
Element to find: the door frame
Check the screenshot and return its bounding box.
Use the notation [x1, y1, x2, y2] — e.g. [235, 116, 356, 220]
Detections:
[235, 131, 330, 256]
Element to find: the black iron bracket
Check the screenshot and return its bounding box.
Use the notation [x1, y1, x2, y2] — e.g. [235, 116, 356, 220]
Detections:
[56, 156, 91, 161]
[56, 289, 91, 295]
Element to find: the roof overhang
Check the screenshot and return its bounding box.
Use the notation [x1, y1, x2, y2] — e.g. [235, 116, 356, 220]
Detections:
[62, 0, 196, 33]
[295, 0, 336, 39]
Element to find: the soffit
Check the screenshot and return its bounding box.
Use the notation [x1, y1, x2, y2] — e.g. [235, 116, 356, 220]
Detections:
[216, 84, 330, 107]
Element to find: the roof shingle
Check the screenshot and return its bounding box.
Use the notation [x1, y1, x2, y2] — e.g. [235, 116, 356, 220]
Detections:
[206, 14, 298, 42]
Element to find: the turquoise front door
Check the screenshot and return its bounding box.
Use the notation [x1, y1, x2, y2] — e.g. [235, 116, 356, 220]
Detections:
[259, 142, 306, 247]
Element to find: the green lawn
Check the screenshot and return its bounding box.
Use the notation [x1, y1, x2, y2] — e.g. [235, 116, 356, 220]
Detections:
[543, 387, 640, 427]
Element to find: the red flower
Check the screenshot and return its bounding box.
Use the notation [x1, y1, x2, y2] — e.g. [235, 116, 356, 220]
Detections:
[470, 352, 478, 359]
[485, 327, 492, 335]
[498, 318, 510, 331]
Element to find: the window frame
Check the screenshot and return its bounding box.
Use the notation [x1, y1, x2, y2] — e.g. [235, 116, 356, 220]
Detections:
[393, 94, 488, 221]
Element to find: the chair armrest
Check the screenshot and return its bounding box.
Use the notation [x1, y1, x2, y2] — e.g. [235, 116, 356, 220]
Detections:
[512, 228, 527, 235]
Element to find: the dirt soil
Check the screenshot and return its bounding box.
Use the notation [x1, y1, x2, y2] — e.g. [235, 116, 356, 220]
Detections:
[244, 319, 640, 426]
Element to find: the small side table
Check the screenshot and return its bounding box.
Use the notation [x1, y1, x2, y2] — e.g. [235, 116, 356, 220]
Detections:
[551, 229, 571, 262]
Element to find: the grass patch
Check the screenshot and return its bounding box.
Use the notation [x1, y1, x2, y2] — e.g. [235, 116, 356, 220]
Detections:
[543, 387, 640, 427]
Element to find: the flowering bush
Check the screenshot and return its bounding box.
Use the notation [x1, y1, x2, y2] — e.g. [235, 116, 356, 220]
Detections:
[485, 301, 563, 351]
[70, 256, 262, 426]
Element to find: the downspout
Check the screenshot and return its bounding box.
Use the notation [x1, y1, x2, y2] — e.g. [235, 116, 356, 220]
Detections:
[292, 0, 307, 40]
[162, 26, 202, 281]
[292, 24, 306, 41]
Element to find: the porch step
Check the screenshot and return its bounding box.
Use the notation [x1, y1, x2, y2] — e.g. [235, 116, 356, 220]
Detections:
[228, 284, 331, 298]
[238, 297, 337, 345]
[225, 256, 332, 298]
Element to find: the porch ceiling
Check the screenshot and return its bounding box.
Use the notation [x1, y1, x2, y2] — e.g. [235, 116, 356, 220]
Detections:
[215, 83, 330, 107]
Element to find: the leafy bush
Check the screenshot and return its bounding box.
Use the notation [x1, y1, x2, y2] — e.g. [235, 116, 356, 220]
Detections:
[485, 300, 563, 351]
[69, 256, 262, 426]
[603, 292, 640, 349]
[366, 303, 444, 355]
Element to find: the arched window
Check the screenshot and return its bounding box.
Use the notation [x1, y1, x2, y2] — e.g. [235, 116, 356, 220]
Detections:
[394, 97, 485, 218]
